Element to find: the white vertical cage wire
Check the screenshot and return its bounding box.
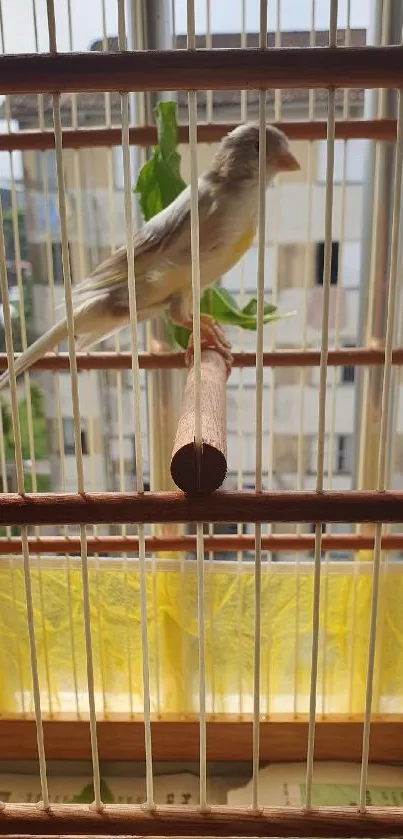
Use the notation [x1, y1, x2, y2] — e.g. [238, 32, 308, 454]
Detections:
[359, 83, 403, 812]
[0, 409, 26, 716]
[262, 0, 282, 717]
[320, 0, 352, 716]
[234, 0, 249, 718]
[305, 0, 338, 810]
[117, 0, 154, 807]
[169, 0, 189, 716]
[205, 0, 213, 125]
[252, 0, 267, 811]
[171, 0, 176, 49]
[74, 4, 110, 717]
[187, 0, 207, 808]
[294, 0, 316, 718]
[374, 265, 403, 715]
[0, 0, 51, 803]
[205, 0, 216, 715]
[102, 0, 135, 717]
[0, 23, 25, 703]
[356, 0, 389, 494]
[166, 0, 188, 724]
[349, 0, 389, 717]
[67, 0, 111, 717]
[365, 8, 403, 720]
[31, 0, 80, 716]
[1, 0, 58, 717]
[137, 0, 165, 719]
[0, 0, 56, 717]
[0, 180, 49, 809]
[267, 0, 281, 505]
[46, 0, 102, 806]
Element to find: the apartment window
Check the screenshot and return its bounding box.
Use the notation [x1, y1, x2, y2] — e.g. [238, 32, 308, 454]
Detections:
[62, 418, 74, 455]
[336, 435, 353, 473]
[51, 243, 64, 284]
[81, 423, 89, 456]
[341, 364, 355, 384]
[310, 523, 327, 534]
[316, 241, 339, 285]
[310, 435, 353, 474]
[341, 344, 356, 384]
[316, 139, 367, 183]
[63, 418, 88, 456]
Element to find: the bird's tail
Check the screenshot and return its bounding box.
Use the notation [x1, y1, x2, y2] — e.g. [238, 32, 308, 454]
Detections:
[0, 298, 131, 392]
[0, 318, 68, 392]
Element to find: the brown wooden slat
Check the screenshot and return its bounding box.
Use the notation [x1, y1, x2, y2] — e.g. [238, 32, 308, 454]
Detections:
[1, 47, 403, 95]
[0, 800, 403, 838]
[2, 533, 403, 555]
[0, 119, 397, 152]
[0, 716, 402, 764]
[1, 491, 403, 527]
[1, 347, 403, 372]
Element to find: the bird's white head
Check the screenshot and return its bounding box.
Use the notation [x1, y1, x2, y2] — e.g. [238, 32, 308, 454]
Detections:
[212, 122, 300, 183]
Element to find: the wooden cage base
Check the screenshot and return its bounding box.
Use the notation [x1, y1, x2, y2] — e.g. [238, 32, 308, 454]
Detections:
[0, 716, 402, 763]
[0, 802, 402, 838]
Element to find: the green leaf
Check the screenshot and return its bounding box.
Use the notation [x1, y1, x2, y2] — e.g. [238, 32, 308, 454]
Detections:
[166, 286, 295, 350]
[68, 779, 115, 804]
[3, 384, 49, 461]
[163, 313, 190, 351]
[156, 101, 180, 160]
[135, 102, 187, 224]
[241, 298, 276, 318]
[201, 287, 242, 320]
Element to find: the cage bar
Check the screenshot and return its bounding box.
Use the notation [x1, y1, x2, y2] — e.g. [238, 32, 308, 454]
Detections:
[1, 47, 403, 94]
[0, 119, 399, 153]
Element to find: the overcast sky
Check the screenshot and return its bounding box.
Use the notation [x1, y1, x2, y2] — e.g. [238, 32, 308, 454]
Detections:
[0, 0, 371, 180]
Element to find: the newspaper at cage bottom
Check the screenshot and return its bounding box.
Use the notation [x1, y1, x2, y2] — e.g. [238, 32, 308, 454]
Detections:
[227, 762, 403, 807]
[0, 771, 228, 805]
[2, 762, 403, 808]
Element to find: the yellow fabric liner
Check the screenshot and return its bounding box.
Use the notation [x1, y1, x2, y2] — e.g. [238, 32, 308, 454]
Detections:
[0, 552, 402, 715]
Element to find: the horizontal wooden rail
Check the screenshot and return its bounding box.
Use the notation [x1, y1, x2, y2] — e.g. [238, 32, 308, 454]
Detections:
[1, 347, 403, 372]
[0, 716, 402, 764]
[2, 533, 403, 556]
[1, 491, 403, 527]
[0, 119, 398, 153]
[0, 800, 402, 837]
[1, 47, 403, 95]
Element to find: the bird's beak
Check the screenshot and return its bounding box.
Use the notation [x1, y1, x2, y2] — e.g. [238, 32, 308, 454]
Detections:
[273, 151, 301, 172]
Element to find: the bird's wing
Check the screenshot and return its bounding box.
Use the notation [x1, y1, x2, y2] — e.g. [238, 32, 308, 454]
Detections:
[0, 181, 232, 391]
[72, 178, 229, 313]
[137, 179, 229, 272]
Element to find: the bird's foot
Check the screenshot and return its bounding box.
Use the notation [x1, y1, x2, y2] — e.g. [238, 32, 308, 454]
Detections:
[184, 314, 233, 377]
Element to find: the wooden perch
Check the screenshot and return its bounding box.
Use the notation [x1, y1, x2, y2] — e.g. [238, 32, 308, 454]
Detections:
[171, 349, 228, 495]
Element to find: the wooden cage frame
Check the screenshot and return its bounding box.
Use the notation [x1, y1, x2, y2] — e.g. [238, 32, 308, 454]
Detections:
[1, 23, 403, 839]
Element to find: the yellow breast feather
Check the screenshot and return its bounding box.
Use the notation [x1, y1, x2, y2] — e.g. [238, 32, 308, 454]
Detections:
[217, 223, 256, 276]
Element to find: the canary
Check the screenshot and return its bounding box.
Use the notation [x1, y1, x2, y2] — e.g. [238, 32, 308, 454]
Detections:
[0, 123, 299, 390]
